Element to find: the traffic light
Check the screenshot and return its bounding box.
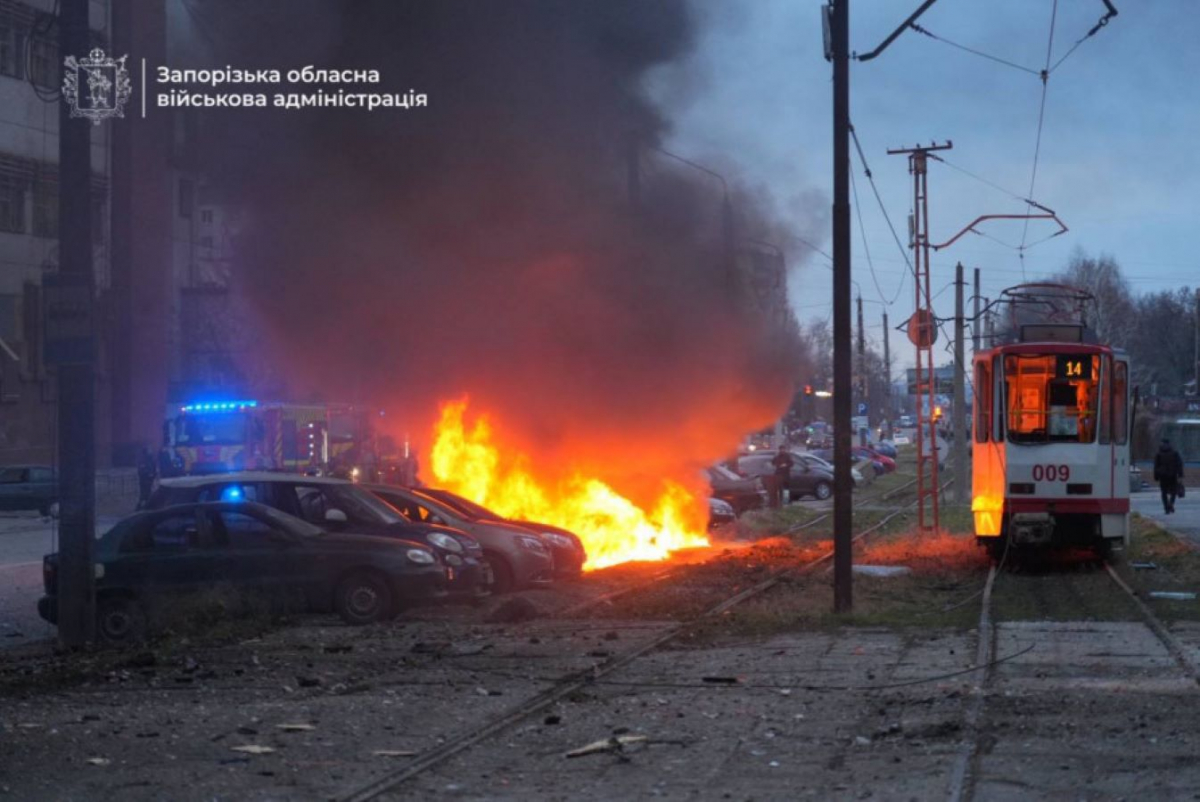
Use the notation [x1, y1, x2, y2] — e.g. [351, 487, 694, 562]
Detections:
[804, 384, 813, 396]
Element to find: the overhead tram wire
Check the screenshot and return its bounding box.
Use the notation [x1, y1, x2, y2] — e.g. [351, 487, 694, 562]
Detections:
[1017, 0, 1060, 278]
[849, 159, 902, 306]
[907, 23, 1040, 77]
[848, 123, 916, 289]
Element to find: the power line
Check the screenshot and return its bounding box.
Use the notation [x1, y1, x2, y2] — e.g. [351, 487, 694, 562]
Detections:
[1018, 0, 1061, 278]
[908, 22, 1040, 77]
[1049, 1, 1119, 74]
[849, 123, 916, 287]
[849, 157, 903, 306]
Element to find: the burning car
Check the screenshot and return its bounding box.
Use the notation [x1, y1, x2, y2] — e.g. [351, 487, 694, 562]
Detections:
[365, 485, 554, 594]
[147, 473, 488, 601]
[413, 487, 586, 579]
[37, 502, 448, 642]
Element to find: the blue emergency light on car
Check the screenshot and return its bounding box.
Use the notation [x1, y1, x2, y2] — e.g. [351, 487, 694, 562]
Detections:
[220, 485, 244, 502]
[179, 400, 259, 413]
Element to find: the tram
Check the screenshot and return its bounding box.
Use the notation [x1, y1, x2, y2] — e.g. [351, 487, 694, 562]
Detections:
[971, 285, 1132, 556]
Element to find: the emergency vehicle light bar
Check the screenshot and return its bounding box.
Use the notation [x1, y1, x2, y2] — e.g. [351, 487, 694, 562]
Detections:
[179, 400, 259, 413]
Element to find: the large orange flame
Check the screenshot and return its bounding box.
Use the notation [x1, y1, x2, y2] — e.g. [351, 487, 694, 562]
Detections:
[429, 399, 710, 569]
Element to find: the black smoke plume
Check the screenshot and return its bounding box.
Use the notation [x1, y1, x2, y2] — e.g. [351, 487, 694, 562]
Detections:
[184, 0, 802, 500]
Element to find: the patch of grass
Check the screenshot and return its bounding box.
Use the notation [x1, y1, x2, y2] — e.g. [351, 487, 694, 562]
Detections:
[1118, 514, 1200, 622]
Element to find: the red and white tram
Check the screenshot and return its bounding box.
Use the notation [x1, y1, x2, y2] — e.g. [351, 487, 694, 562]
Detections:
[972, 328, 1131, 557]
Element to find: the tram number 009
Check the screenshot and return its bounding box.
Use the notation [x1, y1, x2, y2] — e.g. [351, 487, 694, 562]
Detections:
[1032, 464, 1070, 482]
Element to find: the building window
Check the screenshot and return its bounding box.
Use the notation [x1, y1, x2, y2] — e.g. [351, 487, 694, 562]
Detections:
[178, 177, 193, 218]
[0, 175, 26, 233]
[0, 295, 16, 342]
[201, 209, 213, 224]
[32, 178, 57, 238]
[0, 21, 22, 79]
[28, 28, 58, 89]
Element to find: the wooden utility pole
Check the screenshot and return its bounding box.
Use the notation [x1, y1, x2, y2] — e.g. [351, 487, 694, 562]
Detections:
[829, 0, 852, 613]
[55, 0, 96, 647]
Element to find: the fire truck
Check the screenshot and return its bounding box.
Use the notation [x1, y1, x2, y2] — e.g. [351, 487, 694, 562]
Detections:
[163, 399, 375, 475]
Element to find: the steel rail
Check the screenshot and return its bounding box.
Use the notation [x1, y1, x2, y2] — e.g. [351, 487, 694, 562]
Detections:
[339, 487, 942, 801]
[946, 556, 1199, 801]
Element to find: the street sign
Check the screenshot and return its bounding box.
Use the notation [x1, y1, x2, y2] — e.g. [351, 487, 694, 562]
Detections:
[856, 402, 868, 416]
[906, 309, 937, 347]
[43, 272, 94, 365]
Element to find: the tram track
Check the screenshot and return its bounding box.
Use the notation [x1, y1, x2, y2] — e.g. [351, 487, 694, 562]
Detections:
[339, 486, 941, 801]
[946, 557, 1200, 802]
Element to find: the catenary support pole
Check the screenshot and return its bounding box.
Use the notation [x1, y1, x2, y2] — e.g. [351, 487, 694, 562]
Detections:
[56, 0, 96, 648]
[953, 262, 968, 505]
[831, 0, 853, 613]
[882, 310, 891, 439]
[973, 267, 981, 353]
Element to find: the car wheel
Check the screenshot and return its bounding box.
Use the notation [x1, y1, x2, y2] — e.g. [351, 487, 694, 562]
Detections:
[96, 596, 146, 644]
[334, 571, 393, 625]
[484, 553, 515, 595]
[814, 481, 832, 501]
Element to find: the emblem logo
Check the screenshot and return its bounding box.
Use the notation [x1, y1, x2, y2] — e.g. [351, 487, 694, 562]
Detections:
[62, 48, 132, 125]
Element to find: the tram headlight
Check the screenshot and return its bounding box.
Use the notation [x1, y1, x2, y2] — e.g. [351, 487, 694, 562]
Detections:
[972, 496, 1003, 537]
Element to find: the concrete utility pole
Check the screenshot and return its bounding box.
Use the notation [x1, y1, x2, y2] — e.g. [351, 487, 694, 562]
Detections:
[1194, 287, 1199, 394]
[56, 0, 96, 647]
[829, 0, 853, 613]
[882, 310, 891, 438]
[953, 262, 968, 505]
[973, 267, 981, 353]
[857, 294, 867, 445]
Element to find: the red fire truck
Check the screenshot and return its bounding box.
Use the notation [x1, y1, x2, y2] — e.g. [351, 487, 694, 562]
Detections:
[163, 400, 375, 475]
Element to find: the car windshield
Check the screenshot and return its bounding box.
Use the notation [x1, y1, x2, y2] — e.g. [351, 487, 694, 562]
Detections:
[420, 488, 502, 521]
[175, 412, 247, 446]
[709, 465, 742, 482]
[326, 484, 408, 524]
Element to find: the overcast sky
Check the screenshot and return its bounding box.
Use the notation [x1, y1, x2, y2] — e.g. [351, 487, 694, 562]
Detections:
[652, 0, 1193, 360]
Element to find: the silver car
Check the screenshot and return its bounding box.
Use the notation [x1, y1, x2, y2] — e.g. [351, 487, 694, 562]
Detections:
[367, 485, 554, 594]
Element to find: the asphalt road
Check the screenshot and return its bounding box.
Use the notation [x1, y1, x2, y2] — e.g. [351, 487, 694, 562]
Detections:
[1132, 483, 1200, 547]
[0, 513, 122, 649]
[0, 513, 58, 647]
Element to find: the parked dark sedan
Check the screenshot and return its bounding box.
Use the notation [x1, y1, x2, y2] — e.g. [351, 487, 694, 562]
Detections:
[738, 451, 834, 501]
[415, 487, 587, 578]
[705, 465, 768, 515]
[147, 473, 487, 600]
[0, 465, 57, 516]
[37, 502, 449, 642]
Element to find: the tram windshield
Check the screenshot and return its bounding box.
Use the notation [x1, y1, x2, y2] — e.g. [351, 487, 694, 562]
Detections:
[1004, 354, 1100, 444]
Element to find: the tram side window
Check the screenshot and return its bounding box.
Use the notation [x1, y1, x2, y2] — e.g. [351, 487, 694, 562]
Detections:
[1113, 361, 1128, 445]
[975, 361, 990, 443]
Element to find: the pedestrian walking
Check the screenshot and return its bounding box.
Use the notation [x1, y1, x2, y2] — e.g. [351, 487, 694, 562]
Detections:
[770, 449, 795, 508]
[136, 447, 156, 510]
[1153, 438, 1185, 514]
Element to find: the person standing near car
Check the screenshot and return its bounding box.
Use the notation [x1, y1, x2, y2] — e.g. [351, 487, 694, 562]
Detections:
[1154, 438, 1185, 514]
[770, 450, 794, 508]
[136, 447, 156, 509]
